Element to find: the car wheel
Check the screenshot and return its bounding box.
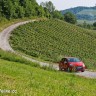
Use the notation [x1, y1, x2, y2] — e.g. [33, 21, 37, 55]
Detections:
[81, 68, 85, 72]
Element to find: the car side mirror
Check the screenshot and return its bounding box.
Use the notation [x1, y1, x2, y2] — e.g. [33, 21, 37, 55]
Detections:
[64, 61, 67, 64]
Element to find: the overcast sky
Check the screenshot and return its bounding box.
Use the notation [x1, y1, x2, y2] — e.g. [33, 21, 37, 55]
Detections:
[36, 0, 96, 10]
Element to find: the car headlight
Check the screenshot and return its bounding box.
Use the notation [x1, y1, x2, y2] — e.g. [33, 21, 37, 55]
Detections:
[82, 64, 85, 67]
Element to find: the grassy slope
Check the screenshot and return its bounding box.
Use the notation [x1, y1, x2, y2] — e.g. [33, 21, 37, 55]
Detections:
[0, 18, 96, 96]
[10, 19, 96, 70]
[0, 49, 40, 68]
[0, 17, 43, 32]
[0, 59, 96, 96]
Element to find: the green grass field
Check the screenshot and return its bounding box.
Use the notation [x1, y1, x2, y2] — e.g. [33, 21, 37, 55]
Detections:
[10, 19, 96, 70]
[0, 18, 96, 96]
[0, 49, 41, 68]
[0, 59, 96, 96]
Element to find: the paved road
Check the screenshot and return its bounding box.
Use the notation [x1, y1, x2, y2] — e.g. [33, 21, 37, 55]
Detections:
[75, 71, 96, 78]
[0, 20, 96, 79]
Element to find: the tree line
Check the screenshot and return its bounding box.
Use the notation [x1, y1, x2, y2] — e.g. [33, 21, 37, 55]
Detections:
[77, 21, 96, 30]
[0, 0, 51, 19]
[0, 0, 63, 20]
[0, 0, 77, 24]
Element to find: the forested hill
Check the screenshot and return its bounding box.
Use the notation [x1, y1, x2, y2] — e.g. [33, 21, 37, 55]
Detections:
[0, 0, 50, 19]
[0, 0, 64, 20]
[61, 6, 96, 21]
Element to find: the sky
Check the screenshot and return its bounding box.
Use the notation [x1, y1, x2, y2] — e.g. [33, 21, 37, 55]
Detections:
[36, 0, 96, 10]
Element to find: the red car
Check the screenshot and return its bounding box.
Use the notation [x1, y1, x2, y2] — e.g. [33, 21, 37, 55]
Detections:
[59, 57, 85, 72]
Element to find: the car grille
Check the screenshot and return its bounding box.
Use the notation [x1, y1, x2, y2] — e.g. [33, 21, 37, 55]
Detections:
[76, 66, 83, 70]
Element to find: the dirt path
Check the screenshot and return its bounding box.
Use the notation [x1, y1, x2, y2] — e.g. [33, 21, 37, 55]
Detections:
[0, 20, 59, 69]
[0, 20, 96, 78]
[0, 20, 34, 52]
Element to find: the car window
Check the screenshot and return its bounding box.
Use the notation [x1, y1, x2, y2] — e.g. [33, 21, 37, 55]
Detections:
[68, 58, 81, 62]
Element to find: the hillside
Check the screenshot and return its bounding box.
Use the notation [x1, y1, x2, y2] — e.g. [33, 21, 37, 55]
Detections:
[0, 48, 96, 96]
[0, 18, 96, 95]
[61, 6, 96, 21]
[1, 57, 96, 96]
[10, 19, 96, 70]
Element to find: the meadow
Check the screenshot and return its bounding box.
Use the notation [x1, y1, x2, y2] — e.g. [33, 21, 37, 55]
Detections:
[0, 59, 96, 96]
[0, 49, 40, 68]
[0, 18, 96, 96]
[10, 19, 96, 70]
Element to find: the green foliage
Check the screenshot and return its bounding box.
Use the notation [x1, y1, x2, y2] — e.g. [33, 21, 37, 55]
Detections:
[0, 0, 64, 20]
[0, 49, 40, 68]
[40, 1, 63, 20]
[61, 6, 96, 21]
[77, 21, 95, 30]
[0, 0, 46, 19]
[40, 1, 55, 13]
[36, 6, 45, 17]
[10, 20, 96, 70]
[0, 59, 96, 96]
[93, 22, 96, 27]
[52, 10, 64, 20]
[43, 7, 51, 18]
[17, 6, 25, 18]
[64, 12, 77, 24]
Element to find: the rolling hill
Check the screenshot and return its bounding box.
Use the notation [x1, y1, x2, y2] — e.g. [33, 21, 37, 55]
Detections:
[0, 18, 96, 96]
[0, 48, 96, 96]
[61, 6, 96, 22]
[10, 19, 96, 70]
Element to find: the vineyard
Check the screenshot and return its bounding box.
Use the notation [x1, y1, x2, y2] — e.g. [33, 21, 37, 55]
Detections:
[10, 19, 96, 69]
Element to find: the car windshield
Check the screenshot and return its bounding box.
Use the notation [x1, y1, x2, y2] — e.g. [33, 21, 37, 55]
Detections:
[68, 58, 81, 62]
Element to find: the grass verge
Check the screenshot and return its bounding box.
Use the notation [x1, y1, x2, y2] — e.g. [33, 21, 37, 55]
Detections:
[0, 59, 96, 96]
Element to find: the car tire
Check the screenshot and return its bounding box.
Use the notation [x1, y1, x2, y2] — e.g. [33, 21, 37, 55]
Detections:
[81, 69, 85, 72]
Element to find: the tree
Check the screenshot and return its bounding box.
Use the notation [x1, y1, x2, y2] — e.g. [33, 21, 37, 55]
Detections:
[35, 6, 45, 17]
[87, 24, 92, 29]
[17, 6, 25, 18]
[0, 0, 44, 19]
[40, 2, 46, 8]
[0, 0, 13, 19]
[93, 22, 96, 27]
[40, 1, 55, 13]
[52, 10, 64, 20]
[43, 7, 51, 18]
[46, 1, 55, 13]
[83, 21, 87, 28]
[64, 12, 77, 24]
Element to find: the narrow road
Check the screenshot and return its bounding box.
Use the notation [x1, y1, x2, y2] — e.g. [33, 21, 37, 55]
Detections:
[0, 20, 96, 78]
[0, 20, 59, 69]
